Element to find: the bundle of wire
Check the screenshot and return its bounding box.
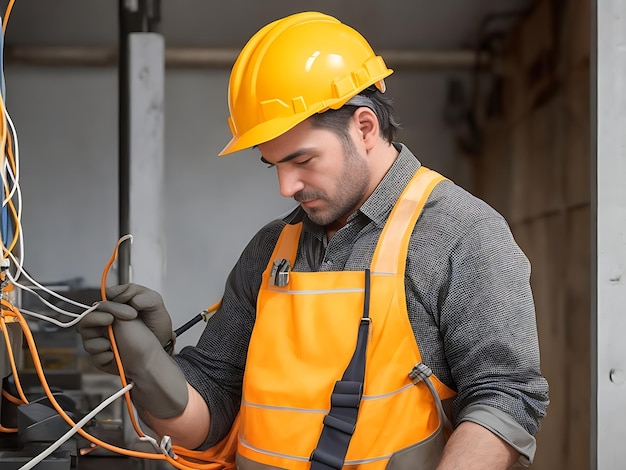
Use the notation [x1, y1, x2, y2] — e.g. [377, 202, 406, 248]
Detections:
[0, 2, 234, 469]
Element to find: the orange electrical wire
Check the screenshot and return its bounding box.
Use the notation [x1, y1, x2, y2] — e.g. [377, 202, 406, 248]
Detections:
[1, 0, 21, 259]
[0, 99, 21, 258]
[0, 233, 230, 467]
[2, 387, 23, 405]
[1, 178, 20, 254]
[0, 255, 232, 468]
[0, 299, 211, 470]
[0, 2, 228, 466]
[0, 237, 221, 467]
[2, 0, 16, 32]
[0, 424, 17, 433]
[97, 236, 233, 469]
[3, 128, 15, 176]
[0, 315, 28, 403]
[98, 234, 148, 441]
[0, 0, 20, 439]
[0, 306, 21, 434]
[1, 113, 21, 256]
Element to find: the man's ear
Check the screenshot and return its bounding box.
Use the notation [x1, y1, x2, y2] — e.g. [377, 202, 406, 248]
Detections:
[352, 107, 380, 150]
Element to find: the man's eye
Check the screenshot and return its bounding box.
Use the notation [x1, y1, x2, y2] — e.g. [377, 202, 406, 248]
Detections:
[297, 158, 312, 165]
[265, 163, 275, 169]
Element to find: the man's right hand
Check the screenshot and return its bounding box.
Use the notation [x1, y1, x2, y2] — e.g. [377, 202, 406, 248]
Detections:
[103, 283, 176, 349]
[75, 303, 130, 375]
[76, 283, 189, 419]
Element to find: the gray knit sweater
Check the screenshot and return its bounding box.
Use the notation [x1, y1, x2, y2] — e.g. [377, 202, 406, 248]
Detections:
[175, 143, 549, 463]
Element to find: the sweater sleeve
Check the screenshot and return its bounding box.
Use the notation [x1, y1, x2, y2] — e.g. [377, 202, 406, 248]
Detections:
[439, 215, 549, 464]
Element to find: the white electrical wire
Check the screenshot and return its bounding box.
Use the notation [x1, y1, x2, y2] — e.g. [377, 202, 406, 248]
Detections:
[1, 104, 89, 321]
[2, 149, 25, 280]
[14, 234, 135, 323]
[18, 383, 134, 470]
[5, 109, 20, 197]
[20, 305, 98, 328]
[2, 113, 20, 206]
[3, 169, 21, 244]
[0, 25, 160, 470]
[0, 69, 162, 469]
[9, 260, 91, 309]
[14, 275, 90, 310]
[2, 106, 26, 283]
[4, 197, 25, 279]
[8, 273, 91, 317]
[2, 153, 17, 205]
[4, 250, 92, 304]
[2, 109, 22, 220]
[3, 193, 24, 277]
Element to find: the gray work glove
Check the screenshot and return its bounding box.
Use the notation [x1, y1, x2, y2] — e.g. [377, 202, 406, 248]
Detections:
[76, 283, 188, 419]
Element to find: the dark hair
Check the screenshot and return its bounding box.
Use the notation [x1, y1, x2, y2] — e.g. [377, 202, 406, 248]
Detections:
[309, 86, 401, 145]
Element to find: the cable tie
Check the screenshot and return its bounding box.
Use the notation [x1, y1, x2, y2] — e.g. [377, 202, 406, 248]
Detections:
[159, 435, 176, 459]
[139, 434, 161, 453]
[408, 362, 433, 384]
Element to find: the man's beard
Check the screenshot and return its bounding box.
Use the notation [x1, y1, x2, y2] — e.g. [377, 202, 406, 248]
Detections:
[295, 143, 370, 227]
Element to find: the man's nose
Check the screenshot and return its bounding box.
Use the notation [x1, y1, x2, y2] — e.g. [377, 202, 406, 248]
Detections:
[277, 168, 304, 198]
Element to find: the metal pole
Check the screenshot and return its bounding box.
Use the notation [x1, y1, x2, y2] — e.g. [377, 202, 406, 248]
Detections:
[118, 0, 161, 285]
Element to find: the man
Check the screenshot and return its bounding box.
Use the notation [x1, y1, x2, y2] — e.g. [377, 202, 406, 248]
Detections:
[78, 11, 549, 470]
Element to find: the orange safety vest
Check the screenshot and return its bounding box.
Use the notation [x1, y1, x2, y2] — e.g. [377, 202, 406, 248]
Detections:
[176, 167, 456, 470]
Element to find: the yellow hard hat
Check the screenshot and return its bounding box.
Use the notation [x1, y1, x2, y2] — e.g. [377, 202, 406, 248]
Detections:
[218, 11, 393, 156]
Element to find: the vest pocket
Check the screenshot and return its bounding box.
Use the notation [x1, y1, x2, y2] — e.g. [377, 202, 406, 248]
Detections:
[386, 426, 445, 470]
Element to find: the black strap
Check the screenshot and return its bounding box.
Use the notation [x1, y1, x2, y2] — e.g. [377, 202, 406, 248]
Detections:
[310, 269, 371, 470]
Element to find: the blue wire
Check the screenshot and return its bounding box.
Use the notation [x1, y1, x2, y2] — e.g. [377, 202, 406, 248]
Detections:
[0, 15, 5, 100]
[0, 14, 11, 248]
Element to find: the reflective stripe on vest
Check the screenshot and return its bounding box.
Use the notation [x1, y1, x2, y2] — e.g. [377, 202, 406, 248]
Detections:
[239, 166, 456, 470]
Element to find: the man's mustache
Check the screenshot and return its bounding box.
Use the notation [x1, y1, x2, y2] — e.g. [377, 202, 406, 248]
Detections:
[294, 190, 325, 203]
